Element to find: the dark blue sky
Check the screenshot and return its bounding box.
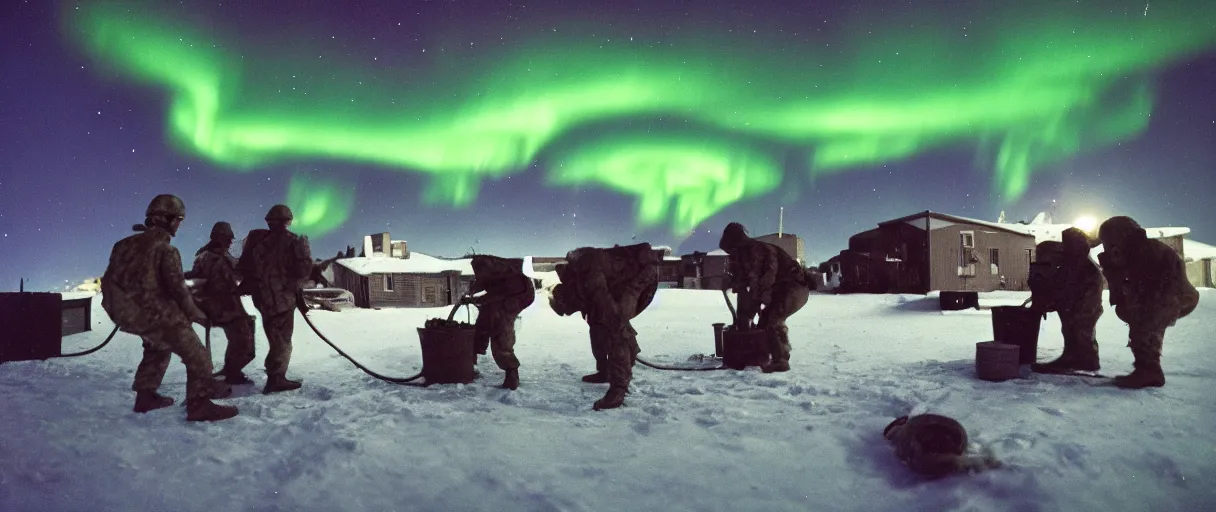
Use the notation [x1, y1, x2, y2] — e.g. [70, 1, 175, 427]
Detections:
[2, 0, 1214, 292]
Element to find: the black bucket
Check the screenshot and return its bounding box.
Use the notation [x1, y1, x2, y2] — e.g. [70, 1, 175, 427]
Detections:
[722, 327, 770, 370]
[416, 325, 476, 384]
[712, 323, 726, 357]
[415, 302, 477, 384]
[990, 306, 1040, 365]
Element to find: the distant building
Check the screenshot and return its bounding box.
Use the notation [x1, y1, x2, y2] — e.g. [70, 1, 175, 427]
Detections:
[679, 250, 730, 290]
[833, 211, 1037, 293]
[754, 233, 806, 266]
[331, 232, 473, 308]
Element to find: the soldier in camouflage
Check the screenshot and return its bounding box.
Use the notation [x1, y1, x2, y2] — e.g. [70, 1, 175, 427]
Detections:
[718, 222, 811, 373]
[1097, 216, 1200, 389]
[549, 244, 658, 410]
[236, 204, 313, 394]
[100, 194, 238, 422]
[463, 255, 536, 390]
[1028, 227, 1104, 373]
[186, 221, 258, 385]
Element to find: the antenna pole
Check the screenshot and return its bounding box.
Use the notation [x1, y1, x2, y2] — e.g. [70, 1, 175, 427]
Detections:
[778, 207, 784, 237]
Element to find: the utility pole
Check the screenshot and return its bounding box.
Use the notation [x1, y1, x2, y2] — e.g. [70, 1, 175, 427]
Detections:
[778, 207, 784, 238]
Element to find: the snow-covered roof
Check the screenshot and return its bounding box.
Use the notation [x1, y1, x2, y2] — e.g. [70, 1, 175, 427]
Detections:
[663, 256, 683, 261]
[880, 211, 1034, 237]
[1184, 239, 1216, 261]
[335, 253, 473, 276]
[707, 249, 728, 256]
[995, 223, 1190, 245]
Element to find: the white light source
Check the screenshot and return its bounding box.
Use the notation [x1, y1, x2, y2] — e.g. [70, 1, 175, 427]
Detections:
[1074, 215, 1098, 233]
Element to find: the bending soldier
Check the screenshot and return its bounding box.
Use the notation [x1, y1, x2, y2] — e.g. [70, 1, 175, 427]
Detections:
[718, 222, 811, 373]
[237, 204, 312, 394]
[549, 244, 658, 410]
[1097, 216, 1200, 389]
[1027, 228, 1103, 373]
[463, 255, 536, 390]
[187, 221, 258, 385]
[100, 194, 238, 422]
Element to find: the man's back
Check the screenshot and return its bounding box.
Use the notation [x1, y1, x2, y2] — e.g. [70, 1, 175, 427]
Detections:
[102, 228, 189, 334]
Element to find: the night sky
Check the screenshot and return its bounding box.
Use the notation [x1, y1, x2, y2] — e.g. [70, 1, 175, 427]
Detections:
[2, 0, 1214, 292]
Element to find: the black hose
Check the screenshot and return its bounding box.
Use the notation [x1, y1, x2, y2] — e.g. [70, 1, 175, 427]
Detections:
[299, 311, 426, 385]
[57, 325, 120, 358]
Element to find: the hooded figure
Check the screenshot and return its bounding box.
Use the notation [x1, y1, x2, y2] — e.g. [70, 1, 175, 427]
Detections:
[883, 414, 1000, 478]
[101, 194, 238, 421]
[548, 243, 658, 410]
[236, 204, 312, 394]
[1027, 228, 1104, 373]
[187, 221, 258, 385]
[463, 255, 535, 389]
[1097, 216, 1200, 388]
[717, 222, 810, 373]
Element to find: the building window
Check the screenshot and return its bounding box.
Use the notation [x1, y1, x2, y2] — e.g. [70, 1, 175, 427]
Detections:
[424, 286, 437, 304]
[958, 231, 977, 277]
[384, 274, 394, 291]
[989, 248, 1000, 274]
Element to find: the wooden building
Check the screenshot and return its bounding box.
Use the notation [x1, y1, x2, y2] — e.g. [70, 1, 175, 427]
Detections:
[331, 252, 474, 309]
[834, 211, 1037, 294]
[679, 250, 730, 290]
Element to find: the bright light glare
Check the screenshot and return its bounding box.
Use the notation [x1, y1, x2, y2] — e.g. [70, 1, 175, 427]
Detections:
[1074, 215, 1098, 232]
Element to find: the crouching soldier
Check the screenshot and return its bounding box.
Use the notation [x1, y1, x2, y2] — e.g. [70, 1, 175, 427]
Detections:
[101, 194, 238, 422]
[187, 221, 258, 385]
[883, 414, 1001, 478]
[237, 204, 312, 394]
[717, 222, 811, 373]
[1028, 227, 1104, 373]
[1097, 216, 1200, 389]
[463, 255, 535, 390]
[549, 244, 658, 410]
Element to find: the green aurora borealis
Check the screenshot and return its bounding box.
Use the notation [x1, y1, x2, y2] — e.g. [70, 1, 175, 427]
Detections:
[65, 1, 1216, 237]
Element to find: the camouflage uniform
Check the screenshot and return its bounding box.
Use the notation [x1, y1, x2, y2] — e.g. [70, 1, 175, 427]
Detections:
[188, 222, 257, 383]
[718, 222, 810, 373]
[1028, 228, 1104, 372]
[1098, 216, 1200, 389]
[100, 194, 237, 421]
[550, 244, 658, 410]
[883, 414, 998, 477]
[467, 255, 536, 389]
[236, 205, 313, 394]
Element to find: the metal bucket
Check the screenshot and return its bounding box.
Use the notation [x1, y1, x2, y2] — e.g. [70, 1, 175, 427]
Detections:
[721, 326, 770, 370]
[975, 341, 1020, 381]
[991, 306, 1041, 365]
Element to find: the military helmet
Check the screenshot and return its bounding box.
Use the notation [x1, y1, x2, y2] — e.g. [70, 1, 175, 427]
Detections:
[210, 221, 234, 240]
[1098, 216, 1145, 248]
[145, 194, 186, 218]
[265, 204, 294, 221]
[718, 222, 750, 252]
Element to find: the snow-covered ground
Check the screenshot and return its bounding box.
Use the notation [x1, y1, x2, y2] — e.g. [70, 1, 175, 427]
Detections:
[2, 288, 1214, 512]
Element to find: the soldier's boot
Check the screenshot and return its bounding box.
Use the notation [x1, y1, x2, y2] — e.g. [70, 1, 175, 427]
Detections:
[133, 391, 175, 413]
[185, 398, 239, 422]
[593, 386, 627, 411]
[1115, 350, 1165, 389]
[581, 372, 609, 383]
[263, 374, 302, 394]
[1070, 341, 1101, 372]
[216, 368, 254, 385]
[1031, 348, 1077, 373]
[502, 369, 520, 390]
[760, 327, 791, 373]
[211, 380, 234, 399]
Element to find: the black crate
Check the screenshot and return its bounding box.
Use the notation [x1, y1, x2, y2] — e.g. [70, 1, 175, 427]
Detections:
[0, 293, 63, 363]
